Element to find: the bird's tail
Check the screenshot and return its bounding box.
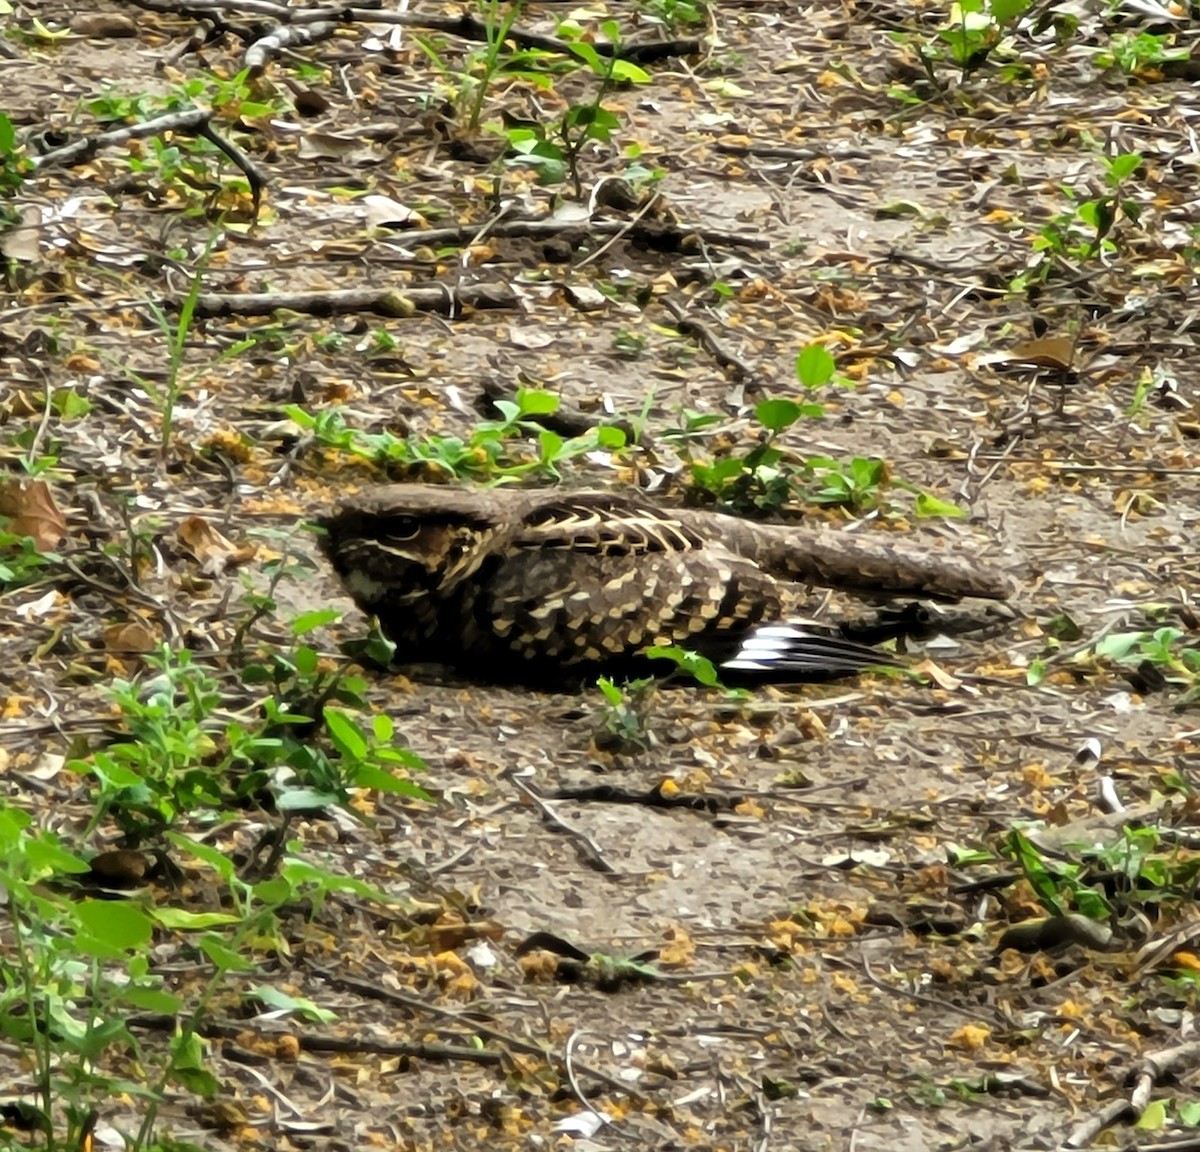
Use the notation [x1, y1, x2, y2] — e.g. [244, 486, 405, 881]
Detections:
[719, 622, 902, 681]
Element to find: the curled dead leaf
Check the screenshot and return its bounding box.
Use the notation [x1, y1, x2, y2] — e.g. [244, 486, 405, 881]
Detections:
[103, 621, 160, 654]
[911, 658, 962, 691]
[88, 849, 150, 887]
[997, 913, 1113, 955]
[0, 478, 66, 551]
[177, 515, 257, 576]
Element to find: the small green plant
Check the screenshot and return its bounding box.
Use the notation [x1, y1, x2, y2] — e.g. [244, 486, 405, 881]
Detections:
[1006, 828, 1114, 920]
[0, 799, 395, 1150]
[681, 342, 965, 520]
[287, 387, 627, 482]
[0, 524, 60, 589]
[594, 675, 658, 752]
[1014, 151, 1143, 288]
[1096, 30, 1189, 75]
[611, 327, 648, 357]
[1092, 627, 1200, 709]
[498, 20, 651, 194]
[84, 71, 275, 215]
[414, 0, 530, 130]
[71, 624, 430, 851]
[897, 0, 1032, 90]
[115, 230, 226, 458]
[1005, 823, 1200, 926]
[0, 112, 31, 209]
[636, 0, 709, 31]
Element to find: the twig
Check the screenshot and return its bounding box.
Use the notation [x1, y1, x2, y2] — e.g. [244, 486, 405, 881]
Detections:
[317, 969, 647, 1102]
[660, 295, 755, 380]
[32, 109, 210, 170]
[125, 1013, 501, 1064]
[505, 770, 616, 874]
[373, 215, 769, 253]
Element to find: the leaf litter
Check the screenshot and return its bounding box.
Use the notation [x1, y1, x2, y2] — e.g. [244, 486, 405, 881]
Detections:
[2, 0, 1200, 1149]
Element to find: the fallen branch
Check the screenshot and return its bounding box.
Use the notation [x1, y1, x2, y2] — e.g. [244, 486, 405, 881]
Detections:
[371, 215, 770, 253]
[191, 282, 519, 317]
[290, 7, 702, 63]
[32, 109, 268, 220]
[127, 0, 700, 63]
[1065, 1039, 1200, 1147]
[245, 19, 338, 75]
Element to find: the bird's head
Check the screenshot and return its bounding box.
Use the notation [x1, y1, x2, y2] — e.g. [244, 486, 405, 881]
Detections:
[317, 486, 499, 610]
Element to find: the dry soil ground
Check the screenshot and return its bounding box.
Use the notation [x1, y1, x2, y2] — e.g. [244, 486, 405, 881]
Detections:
[3, 1, 1200, 1150]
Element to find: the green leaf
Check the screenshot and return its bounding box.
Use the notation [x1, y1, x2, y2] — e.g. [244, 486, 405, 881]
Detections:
[277, 787, 338, 810]
[1135, 1099, 1168, 1131]
[644, 646, 723, 688]
[795, 344, 836, 389]
[1093, 632, 1147, 662]
[1106, 151, 1142, 183]
[171, 1065, 220, 1099]
[23, 837, 90, 877]
[538, 429, 564, 463]
[76, 899, 154, 949]
[913, 492, 967, 519]
[199, 934, 256, 972]
[516, 388, 560, 416]
[324, 707, 368, 761]
[294, 644, 319, 678]
[566, 41, 602, 69]
[989, 0, 1029, 23]
[597, 425, 627, 449]
[755, 399, 802, 433]
[53, 389, 92, 420]
[152, 907, 240, 929]
[353, 765, 432, 800]
[252, 984, 337, 1023]
[168, 832, 236, 881]
[610, 59, 652, 84]
[1026, 659, 1046, 687]
[118, 986, 183, 1013]
[291, 609, 340, 635]
[372, 713, 394, 742]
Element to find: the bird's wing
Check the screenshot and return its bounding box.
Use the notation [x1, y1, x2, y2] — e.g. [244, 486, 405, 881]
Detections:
[481, 543, 778, 668]
[514, 493, 709, 556]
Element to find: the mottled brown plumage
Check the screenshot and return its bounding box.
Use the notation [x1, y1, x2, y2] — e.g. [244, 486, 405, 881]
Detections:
[318, 485, 1011, 685]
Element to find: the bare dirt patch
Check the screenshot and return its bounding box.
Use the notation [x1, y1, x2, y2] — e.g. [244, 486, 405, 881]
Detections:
[3, 2, 1200, 1149]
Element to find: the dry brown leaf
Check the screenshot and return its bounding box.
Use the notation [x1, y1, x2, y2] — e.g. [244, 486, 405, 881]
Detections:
[1005, 335, 1076, 370]
[912, 658, 962, 691]
[177, 515, 257, 575]
[103, 621, 160, 653]
[0, 478, 67, 551]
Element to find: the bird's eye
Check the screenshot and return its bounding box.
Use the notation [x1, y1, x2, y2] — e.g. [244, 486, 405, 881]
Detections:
[381, 515, 421, 541]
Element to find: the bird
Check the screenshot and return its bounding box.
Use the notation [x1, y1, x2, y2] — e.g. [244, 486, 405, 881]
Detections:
[317, 485, 1011, 687]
